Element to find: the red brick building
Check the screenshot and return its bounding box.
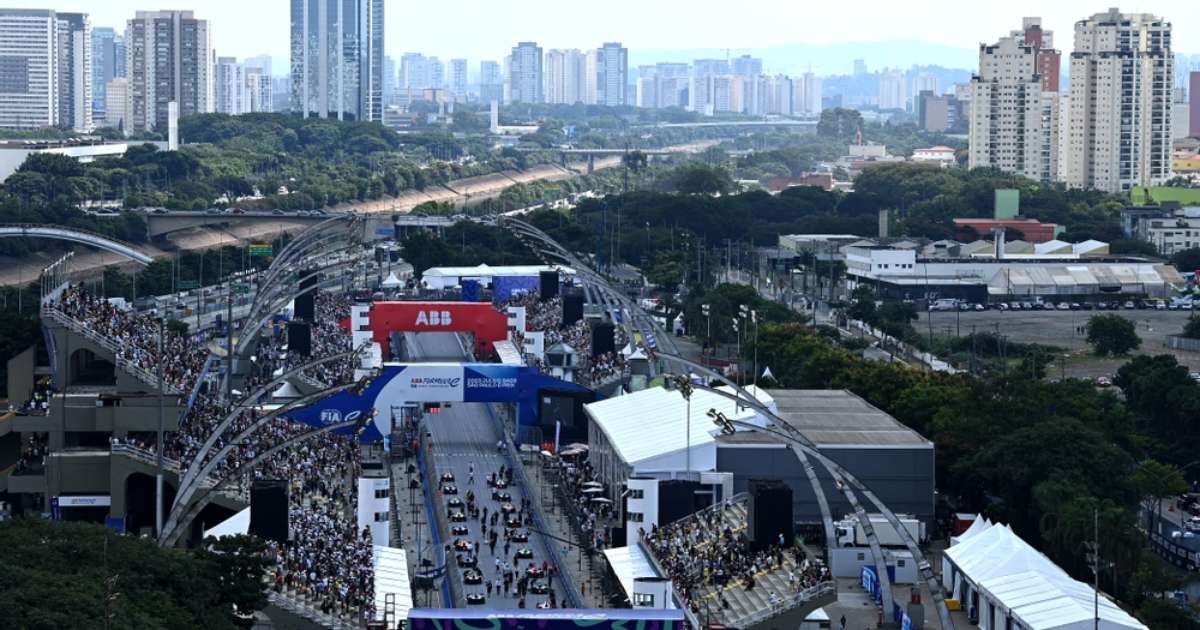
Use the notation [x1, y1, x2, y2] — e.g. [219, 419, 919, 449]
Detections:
[952, 218, 1058, 243]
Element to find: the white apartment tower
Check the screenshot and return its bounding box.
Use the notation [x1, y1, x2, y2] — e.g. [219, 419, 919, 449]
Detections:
[878, 70, 907, 110]
[126, 10, 212, 134]
[545, 49, 587, 105]
[449, 58, 468, 98]
[0, 9, 92, 131]
[796, 72, 822, 115]
[596, 42, 628, 107]
[1064, 8, 1173, 192]
[969, 19, 1061, 182]
[509, 42, 543, 103]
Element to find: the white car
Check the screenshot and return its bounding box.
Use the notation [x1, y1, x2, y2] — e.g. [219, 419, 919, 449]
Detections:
[1056, 302, 1070, 311]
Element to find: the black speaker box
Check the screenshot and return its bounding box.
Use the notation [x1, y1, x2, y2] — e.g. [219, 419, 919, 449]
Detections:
[250, 479, 289, 544]
[288, 321, 312, 357]
[747, 479, 794, 550]
[293, 293, 315, 321]
[539, 271, 559, 301]
[591, 322, 615, 358]
[562, 293, 584, 326]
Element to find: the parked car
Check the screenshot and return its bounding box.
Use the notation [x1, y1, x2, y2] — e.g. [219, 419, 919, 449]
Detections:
[1123, 301, 1136, 309]
[997, 302, 1009, 311]
[1056, 302, 1071, 311]
[973, 303, 985, 311]
[1096, 376, 1112, 388]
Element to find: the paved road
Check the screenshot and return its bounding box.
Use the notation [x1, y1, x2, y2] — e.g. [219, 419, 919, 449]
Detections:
[407, 331, 566, 609]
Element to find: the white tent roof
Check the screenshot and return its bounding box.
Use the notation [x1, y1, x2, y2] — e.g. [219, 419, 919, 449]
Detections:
[421, 264, 576, 278]
[950, 514, 992, 546]
[203, 506, 250, 538]
[585, 385, 774, 469]
[1035, 240, 1072, 255]
[602, 544, 660, 600]
[945, 524, 1147, 630]
[372, 545, 414, 623]
[381, 272, 404, 288]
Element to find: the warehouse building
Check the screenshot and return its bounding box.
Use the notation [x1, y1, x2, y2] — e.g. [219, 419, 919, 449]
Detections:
[715, 389, 935, 530]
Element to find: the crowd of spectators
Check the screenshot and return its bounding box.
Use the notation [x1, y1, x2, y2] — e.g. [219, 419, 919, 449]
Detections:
[46, 284, 373, 621]
[51, 286, 210, 393]
[502, 292, 628, 387]
[550, 455, 612, 551]
[642, 501, 829, 610]
[13, 434, 48, 476]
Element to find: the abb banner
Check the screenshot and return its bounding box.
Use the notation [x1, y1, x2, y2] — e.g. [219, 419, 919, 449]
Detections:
[370, 301, 508, 357]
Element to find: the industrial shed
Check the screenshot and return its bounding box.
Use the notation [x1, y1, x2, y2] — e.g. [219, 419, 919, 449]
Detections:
[715, 389, 935, 529]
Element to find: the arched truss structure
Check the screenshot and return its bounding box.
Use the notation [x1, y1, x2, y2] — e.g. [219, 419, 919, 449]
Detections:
[495, 215, 955, 630]
[0, 224, 153, 265]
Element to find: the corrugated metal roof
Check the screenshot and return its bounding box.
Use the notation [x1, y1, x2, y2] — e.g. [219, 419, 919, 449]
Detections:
[761, 389, 930, 447]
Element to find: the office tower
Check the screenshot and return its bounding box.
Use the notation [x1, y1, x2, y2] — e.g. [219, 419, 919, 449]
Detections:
[509, 42, 543, 103]
[126, 10, 211, 134]
[271, 76, 291, 111]
[56, 13, 91, 132]
[796, 71, 822, 115]
[104, 77, 128, 129]
[449, 59, 467, 98]
[91, 27, 124, 124]
[545, 49, 586, 104]
[480, 60, 502, 103]
[1192, 72, 1200, 137]
[918, 91, 966, 133]
[878, 70, 906, 110]
[290, 0, 384, 122]
[0, 9, 94, 131]
[1064, 9, 1173, 192]
[596, 42, 627, 107]
[969, 18, 1060, 182]
[731, 55, 762, 78]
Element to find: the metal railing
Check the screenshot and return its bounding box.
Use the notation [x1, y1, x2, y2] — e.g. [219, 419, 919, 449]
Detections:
[734, 582, 837, 629]
[110, 443, 247, 502]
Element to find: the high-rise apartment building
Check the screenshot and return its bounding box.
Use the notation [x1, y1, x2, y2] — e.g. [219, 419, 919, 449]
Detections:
[427, 57, 445, 91]
[969, 18, 1060, 182]
[509, 42, 543, 104]
[289, 0, 383, 122]
[596, 42, 628, 107]
[878, 70, 907, 110]
[731, 55, 762, 78]
[449, 59, 468, 98]
[215, 57, 272, 115]
[400, 53, 428, 89]
[383, 56, 396, 104]
[126, 10, 211, 134]
[480, 60, 502, 103]
[1064, 9, 1173, 192]
[796, 72, 822, 115]
[0, 9, 93, 131]
[545, 49, 587, 105]
[91, 27, 124, 124]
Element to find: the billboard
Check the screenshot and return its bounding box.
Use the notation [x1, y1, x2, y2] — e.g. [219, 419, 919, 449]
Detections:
[369, 301, 508, 357]
[287, 363, 592, 443]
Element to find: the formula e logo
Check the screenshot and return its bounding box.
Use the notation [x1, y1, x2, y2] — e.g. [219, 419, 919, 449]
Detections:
[415, 310, 453, 326]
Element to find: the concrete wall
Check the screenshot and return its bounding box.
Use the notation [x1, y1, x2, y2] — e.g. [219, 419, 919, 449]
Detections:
[716, 442, 935, 530]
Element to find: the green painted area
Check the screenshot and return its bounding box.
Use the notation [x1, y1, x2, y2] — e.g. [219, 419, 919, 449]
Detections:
[1130, 186, 1200, 206]
[994, 189, 1020, 219]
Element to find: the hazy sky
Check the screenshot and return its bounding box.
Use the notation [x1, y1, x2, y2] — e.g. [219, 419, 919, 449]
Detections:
[19, 0, 1200, 72]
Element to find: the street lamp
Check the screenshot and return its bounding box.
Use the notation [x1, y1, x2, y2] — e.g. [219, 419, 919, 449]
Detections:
[701, 303, 711, 352]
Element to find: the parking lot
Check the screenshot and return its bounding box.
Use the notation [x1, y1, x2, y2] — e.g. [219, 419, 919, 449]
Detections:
[918, 307, 1200, 379]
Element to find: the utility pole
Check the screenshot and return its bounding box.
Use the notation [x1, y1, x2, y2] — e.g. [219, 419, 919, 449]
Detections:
[1087, 507, 1100, 630]
[155, 318, 165, 538]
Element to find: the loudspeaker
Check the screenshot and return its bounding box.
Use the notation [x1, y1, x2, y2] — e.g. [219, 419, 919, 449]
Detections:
[250, 479, 289, 544]
[539, 271, 559, 301]
[747, 479, 794, 550]
[591, 322, 615, 358]
[288, 322, 312, 357]
[562, 293, 584, 326]
[293, 293, 315, 320]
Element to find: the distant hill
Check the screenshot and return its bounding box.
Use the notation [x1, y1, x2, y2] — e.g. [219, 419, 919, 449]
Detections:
[629, 39, 978, 76]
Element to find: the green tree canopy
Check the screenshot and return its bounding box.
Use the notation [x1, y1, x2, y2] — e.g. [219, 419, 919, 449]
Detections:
[1086, 314, 1141, 356]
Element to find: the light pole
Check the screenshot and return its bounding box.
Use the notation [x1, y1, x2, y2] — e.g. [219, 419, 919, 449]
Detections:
[701, 303, 711, 352]
[671, 374, 694, 473]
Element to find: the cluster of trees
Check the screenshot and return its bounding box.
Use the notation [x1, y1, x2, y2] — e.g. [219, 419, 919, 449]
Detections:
[733, 319, 1193, 621]
[0, 519, 271, 628]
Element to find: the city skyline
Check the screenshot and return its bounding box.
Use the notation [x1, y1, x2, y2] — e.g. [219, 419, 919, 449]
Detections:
[8, 0, 1200, 75]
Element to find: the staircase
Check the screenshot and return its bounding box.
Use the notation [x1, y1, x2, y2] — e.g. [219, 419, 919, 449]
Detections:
[42, 308, 183, 395]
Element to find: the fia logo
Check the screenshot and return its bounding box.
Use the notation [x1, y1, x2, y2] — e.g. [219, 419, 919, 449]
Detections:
[319, 409, 363, 425]
[415, 310, 453, 326]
